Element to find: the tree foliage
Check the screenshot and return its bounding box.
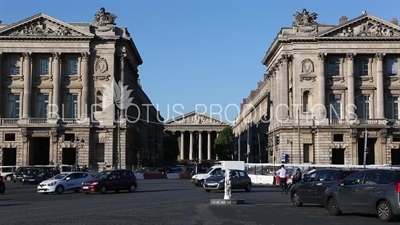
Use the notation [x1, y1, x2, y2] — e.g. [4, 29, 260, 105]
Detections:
[163, 131, 179, 164]
[213, 127, 234, 160]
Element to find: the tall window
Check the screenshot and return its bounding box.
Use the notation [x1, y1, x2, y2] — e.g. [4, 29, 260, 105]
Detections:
[65, 94, 78, 118]
[329, 94, 341, 120]
[328, 58, 340, 76]
[386, 94, 399, 119]
[357, 95, 370, 119]
[302, 91, 310, 112]
[387, 58, 398, 76]
[8, 94, 20, 118]
[39, 58, 50, 75]
[357, 58, 369, 76]
[96, 90, 103, 112]
[37, 94, 49, 118]
[9, 58, 21, 75]
[67, 58, 78, 75]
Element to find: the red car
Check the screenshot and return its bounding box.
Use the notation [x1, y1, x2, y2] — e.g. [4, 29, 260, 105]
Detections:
[81, 169, 137, 194]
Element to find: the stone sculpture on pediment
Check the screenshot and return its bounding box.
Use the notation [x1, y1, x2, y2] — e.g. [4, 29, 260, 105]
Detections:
[334, 21, 395, 37]
[93, 7, 117, 26]
[292, 8, 319, 35]
[9, 20, 80, 36]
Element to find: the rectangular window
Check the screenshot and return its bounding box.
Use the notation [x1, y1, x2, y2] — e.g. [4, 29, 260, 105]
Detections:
[329, 94, 341, 120]
[357, 59, 369, 76]
[67, 58, 78, 75]
[357, 95, 370, 119]
[39, 58, 50, 75]
[96, 90, 103, 112]
[387, 58, 398, 76]
[37, 94, 49, 118]
[328, 58, 340, 76]
[65, 94, 78, 118]
[8, 94, 20, 118]
[386, 94, 399, 119]
[9, 58, 21, 75]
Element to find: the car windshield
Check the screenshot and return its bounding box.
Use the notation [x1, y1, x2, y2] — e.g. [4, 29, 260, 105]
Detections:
[94, 171, 112, 179]
[215, 170, 226, 177]
[51, 173, 69, 180]
[205, 167, 214, 173]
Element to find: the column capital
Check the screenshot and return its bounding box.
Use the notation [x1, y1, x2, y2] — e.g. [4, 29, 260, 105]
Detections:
[22, 52, 31, 60]
[52, 52, 61, 60]
[280, 54, 292, 64]
[346, 53, 356, 61]
[375, 53, 386, 61]
[318, 52, 327, 61]
[80, 52, 90, 60]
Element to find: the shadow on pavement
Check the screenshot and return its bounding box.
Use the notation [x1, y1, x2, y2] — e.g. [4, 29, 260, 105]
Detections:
[0, 203, 30, 207]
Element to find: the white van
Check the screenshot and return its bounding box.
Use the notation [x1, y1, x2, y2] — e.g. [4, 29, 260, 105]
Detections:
[191, 165, 222, 187]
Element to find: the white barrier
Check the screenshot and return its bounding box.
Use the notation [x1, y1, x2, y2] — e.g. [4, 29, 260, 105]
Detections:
[249, 174, 275, 185]
[135, 173, 144, 180]
[166, 173, 180, 179]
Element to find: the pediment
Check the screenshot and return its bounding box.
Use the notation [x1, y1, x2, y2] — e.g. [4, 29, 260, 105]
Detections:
[317, 14, 400, 38]
[165, 111, 230, 125]
[0, 13, 94, 37]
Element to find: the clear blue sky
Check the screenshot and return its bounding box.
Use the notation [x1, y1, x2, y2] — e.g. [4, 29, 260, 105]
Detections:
[0, 0, 398, 123]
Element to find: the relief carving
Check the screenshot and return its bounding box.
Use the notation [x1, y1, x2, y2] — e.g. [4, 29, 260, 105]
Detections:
[9, 20, 80, 36]
[169, 114, 226, 125]
[94, 57, 108, 74]
[301, 59, 314, 74]
[335, 21, 395, 37]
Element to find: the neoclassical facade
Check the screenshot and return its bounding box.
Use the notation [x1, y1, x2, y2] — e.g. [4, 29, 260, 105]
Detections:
[0, 8, 164, 170]
[233, 9, 400, 166]
[164, 111, 230, 161]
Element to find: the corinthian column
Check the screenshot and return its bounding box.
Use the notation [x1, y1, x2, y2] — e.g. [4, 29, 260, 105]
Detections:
[346, 53, 356, 120]
[189, 131, 193, 160]
[120, 54, 126, 118]
[207, 131, 211, 160]
[52, 53, 61, 118]
[316, 53, 326, 120]
[376, 53, 385, 119]
[279, 55, 290, 121]
[81, 52, 89, 119]
[180, 131, 184, 160]
[22, 52, 31, 118]
[198, 131, 202, 160]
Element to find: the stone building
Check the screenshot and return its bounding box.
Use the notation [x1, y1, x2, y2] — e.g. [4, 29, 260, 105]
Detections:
[233, 9, 400, 166]
[0, 7, 164, 170]
[164, 111, 230, 161]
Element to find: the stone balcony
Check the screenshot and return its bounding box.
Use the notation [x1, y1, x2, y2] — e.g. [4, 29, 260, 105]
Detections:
[0, 117, 91, 127]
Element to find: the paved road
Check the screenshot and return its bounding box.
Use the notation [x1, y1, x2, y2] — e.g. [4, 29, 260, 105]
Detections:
[0, 180, 393, 225]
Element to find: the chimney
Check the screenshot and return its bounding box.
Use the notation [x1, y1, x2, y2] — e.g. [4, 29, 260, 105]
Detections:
[391, 18, 398, 25]
[339, 16, 348, 25]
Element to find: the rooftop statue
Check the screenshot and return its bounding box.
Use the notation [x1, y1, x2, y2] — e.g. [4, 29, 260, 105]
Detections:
[293, 8, 318, 27]
[93, 7, 117, 26]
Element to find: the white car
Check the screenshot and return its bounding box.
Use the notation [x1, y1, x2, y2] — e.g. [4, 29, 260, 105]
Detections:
[37, 172, 92, 194]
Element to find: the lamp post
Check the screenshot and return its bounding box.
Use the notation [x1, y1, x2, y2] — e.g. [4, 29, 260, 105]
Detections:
[297, 109, 301, 164]
[363, 95, 369, 170]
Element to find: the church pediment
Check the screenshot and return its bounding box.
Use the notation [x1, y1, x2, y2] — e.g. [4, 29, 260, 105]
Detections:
[317, 14, 400, 38]
[0, 13, 94, 37]
[165, 111, 230, 126]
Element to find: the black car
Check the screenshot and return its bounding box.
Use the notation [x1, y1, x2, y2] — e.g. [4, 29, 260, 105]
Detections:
[290, 169, 357, 206]
[22, 169, 44, 185]
[0, 176, 5, 194]
[203, 169, 252, 192]
[324, 169, 400, 222]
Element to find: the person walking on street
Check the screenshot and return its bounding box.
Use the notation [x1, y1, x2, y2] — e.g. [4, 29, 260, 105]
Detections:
[276, 165, 288, 194]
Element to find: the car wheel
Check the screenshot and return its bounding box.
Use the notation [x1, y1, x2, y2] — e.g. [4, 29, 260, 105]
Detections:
[6, 176, 12, 181]
[56, 185, 64, 194]
[377, 201, 393, 222]
[291, 192, 303, 207]
[245, 183, 252, 192]
[128, 184, 137, 193]
[198, 180, 204, 187]
[327, 197, 341, 216]
[100, 186, 107, 194]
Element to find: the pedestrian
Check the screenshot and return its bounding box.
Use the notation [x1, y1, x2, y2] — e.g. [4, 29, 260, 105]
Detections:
[287, 168, 302, 191]
[276, 165, 288, 194]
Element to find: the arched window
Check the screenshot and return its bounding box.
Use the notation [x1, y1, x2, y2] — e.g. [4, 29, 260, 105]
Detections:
[303, 91, 310, 112]
[96, 90, 103, 112]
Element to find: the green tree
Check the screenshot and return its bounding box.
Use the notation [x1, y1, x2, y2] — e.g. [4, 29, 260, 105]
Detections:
[214, 127, 234, 160]
[163, 131, 179, 164]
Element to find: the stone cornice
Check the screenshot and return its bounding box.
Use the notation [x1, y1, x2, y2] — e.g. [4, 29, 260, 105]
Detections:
[164, 124, 229, 131]
[0, 36, 94, 40]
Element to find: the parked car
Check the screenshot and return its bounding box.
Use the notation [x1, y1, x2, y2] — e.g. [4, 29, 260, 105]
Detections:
[81, 169, 137, 194]
[0, 176, 6, 194]
[203, 169, 252, 192]
[37, 172, 92, 194]
[22, 169, 45, 185]
[324, 169, 400, 222]
[290, 169, 357, 207]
